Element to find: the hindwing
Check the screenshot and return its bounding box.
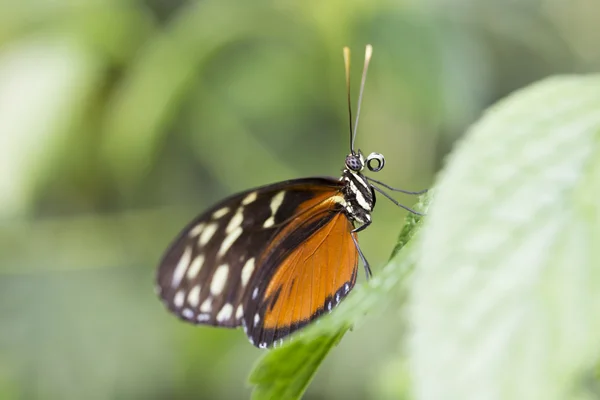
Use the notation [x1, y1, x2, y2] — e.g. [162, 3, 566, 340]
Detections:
[243, 211, 359, 348]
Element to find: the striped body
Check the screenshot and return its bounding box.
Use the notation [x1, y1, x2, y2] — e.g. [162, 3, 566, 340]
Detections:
[340, 169, 375, 225]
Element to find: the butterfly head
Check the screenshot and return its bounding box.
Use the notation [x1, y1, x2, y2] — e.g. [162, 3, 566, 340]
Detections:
[345, 150, 385, 173]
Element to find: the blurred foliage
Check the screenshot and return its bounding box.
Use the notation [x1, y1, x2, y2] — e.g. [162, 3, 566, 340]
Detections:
[409, 75, 600, 400]
[1, 0, 600, 399]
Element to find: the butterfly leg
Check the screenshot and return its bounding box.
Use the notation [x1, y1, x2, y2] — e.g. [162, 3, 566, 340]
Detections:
[351, 221, 372, 279]
[366, 176, 428, 195]
[371, 185, 425, 216]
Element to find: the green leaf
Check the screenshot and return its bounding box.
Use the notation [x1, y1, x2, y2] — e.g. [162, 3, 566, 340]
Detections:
[248, 194, 431, 400]
[249, 329, 347, 400]
[409, 75, 600, 400]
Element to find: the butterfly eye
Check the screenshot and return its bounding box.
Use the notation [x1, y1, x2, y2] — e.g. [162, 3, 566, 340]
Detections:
[345, 154, 364, 171]
[366, 152, 385, 172]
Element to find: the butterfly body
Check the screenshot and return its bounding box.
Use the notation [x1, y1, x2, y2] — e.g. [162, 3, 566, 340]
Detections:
[340, 163, 376, 226]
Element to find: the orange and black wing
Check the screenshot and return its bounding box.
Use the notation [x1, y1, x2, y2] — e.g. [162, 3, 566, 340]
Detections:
[241, 206, 359, 348]
[155, 178, 348, 336]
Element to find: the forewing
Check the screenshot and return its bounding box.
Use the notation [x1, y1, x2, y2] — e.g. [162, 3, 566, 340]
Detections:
[242, 210, 359, 348]
[155, 178, 343, 328]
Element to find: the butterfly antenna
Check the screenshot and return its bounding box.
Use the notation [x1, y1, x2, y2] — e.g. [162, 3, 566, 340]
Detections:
[343, 46, 354, 154]
[352, 44, 373, 152]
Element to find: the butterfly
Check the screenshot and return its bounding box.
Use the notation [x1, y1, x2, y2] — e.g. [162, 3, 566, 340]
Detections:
[155, 45, 426, 349]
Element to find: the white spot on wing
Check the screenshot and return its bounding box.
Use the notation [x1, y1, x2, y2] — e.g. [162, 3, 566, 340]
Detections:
[188, 223, 205, 237]
[173, 290, 185, 308]
[218, 226, 243, 256]
[182, 308, 194, 319]
[197, 314, 210, 322]
[186, 254, 204, 280]
[216, 303, 234, 322]
[235, 304, 244, 319]
[226, 207, 244, 234]
[252, 287, 259, 299]
[199, 223, 218, 246]
[210, 264, 229, 295]
[263, 216, 275, 228]
[171, 246, 192, 287]
[187, 285, 201, 307]
[263, 191, 285, 228]
[242, 192, 257, 205]
[240, 258, 255, 287]
[200, 297, 212, 312]
[254, 313, 260, 326]
[212, 207, 230, 219]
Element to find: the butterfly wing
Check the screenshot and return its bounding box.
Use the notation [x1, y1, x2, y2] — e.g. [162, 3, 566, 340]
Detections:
[242, 208, 359, 348]
[156, 177, 344, 329]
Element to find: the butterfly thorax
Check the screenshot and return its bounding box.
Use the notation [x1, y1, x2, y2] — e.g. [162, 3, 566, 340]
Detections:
[340, 168, 375, 225]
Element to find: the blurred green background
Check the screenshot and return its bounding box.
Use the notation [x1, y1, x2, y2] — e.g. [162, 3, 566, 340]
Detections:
[0, 0, 598, 399]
